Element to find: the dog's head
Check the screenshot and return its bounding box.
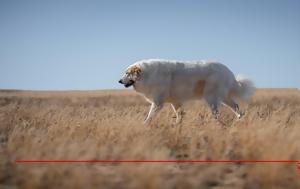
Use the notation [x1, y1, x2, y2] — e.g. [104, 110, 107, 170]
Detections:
[118, 65, 142, 88]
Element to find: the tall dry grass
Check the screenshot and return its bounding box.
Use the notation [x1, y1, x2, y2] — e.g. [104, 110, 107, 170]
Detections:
[0, 89, 299, 189]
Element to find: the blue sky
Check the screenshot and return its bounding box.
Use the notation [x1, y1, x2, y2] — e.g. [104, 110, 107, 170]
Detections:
[0, 0, 299, 90]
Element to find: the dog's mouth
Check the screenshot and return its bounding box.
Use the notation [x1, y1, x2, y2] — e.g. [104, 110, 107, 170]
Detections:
[119, 79, 135, 88]
[124, 80, 135, 88]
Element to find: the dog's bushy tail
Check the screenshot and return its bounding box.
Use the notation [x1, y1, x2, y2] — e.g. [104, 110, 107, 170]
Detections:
[232, 75, 255, 101]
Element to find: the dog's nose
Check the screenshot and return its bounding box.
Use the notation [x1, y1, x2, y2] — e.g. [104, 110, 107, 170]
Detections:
[118, 79, 123, 84]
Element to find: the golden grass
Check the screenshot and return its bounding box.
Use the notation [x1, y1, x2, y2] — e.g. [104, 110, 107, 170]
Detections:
[0, 89, 299, 189]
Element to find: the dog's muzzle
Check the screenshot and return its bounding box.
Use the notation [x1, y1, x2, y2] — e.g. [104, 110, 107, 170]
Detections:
[118, 79, 134, 88]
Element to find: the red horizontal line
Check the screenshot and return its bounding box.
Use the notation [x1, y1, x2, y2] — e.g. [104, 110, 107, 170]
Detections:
[15, 160, 299, 163]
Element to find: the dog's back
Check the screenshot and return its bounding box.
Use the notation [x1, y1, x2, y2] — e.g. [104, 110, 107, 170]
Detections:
[136, 59, 238, 103]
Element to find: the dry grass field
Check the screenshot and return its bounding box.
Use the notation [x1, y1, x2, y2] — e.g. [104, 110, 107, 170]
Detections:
[0, 89, 299, 189]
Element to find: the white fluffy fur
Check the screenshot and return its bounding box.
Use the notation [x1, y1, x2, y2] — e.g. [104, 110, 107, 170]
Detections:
[119, 59, 255, 124]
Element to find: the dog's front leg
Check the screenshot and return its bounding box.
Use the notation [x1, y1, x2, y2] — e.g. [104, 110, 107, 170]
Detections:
[144, 103, 162, 125]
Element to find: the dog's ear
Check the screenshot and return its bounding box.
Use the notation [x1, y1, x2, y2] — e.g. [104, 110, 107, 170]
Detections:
[129, 65, 141, 75]
[128, 65, 142, 80]
[134, 66, 141, 75]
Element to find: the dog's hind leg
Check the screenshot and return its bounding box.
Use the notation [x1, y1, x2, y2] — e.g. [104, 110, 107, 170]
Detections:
[171, 103, 183, 124]
[204, 96, 221, 119]
[203, 79, 230, 119]
[222, 97, 243, 119]
[202, 79, 225, 119]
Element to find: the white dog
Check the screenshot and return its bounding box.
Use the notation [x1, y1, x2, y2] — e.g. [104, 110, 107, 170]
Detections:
[119, 59, 254, 124]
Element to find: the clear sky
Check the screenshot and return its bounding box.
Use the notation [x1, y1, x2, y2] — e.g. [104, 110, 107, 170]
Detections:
[0, 0, 299, 90]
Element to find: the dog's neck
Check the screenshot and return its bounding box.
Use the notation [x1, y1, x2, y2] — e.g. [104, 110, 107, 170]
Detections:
[132, 81, 143, 93]
[133, 82, 139, 91]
